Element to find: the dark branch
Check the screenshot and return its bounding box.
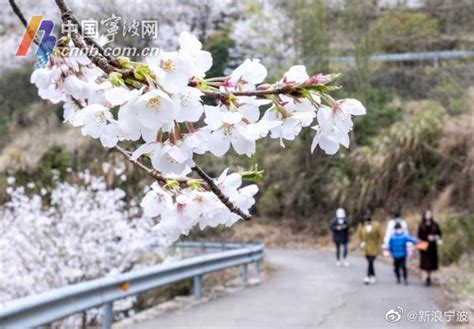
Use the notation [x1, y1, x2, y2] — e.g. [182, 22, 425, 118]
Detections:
[54, 0, 134, 78]
[68, 15, 120, 67]
[9, 0, 41, 46]
[192, 165, 251, 221]
[113, 145, 198, 187]
[9, 0, 28, 28]
[201, 84, 296, 101]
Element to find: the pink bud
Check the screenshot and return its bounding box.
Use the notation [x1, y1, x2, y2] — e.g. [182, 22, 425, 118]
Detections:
[307, 74, 331, 85]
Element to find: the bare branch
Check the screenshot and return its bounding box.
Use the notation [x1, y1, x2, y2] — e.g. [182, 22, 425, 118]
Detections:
[9, 0, 41, 46]
[9, 0, 28, 28]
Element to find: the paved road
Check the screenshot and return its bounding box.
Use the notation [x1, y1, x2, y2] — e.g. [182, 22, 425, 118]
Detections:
[137, 249, 444, 329]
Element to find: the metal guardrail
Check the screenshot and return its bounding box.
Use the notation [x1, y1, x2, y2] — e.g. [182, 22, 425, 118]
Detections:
[0, 242, 264, 329]
[333, 50, 474, 64]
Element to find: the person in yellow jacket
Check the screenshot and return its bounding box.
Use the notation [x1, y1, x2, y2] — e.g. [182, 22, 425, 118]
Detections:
[358, 211, 383, 284]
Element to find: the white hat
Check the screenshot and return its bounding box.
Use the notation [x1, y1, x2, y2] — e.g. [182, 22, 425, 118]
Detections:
[336, 208, 346, 218]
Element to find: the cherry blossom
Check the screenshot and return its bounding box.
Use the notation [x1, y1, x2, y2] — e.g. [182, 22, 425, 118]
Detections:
[23, 26, 367, 246]
[204, 105, 257, 157]
[228, 58, 267, 90]
[71, 104, 113, 139]
[317, 99, 367, 134]
[178, 32, 213, 78]
[140, 182, 174, 217]
[310, 126, 350, 155]
[0, 172, 156, 315]
[282, 65, 309, 84]
[135, 89, 175, 130]
[264, 97, 316, 145]
[172, 86, 204, 122]
[146, 51, 193, 94]
[140, 168, 258, 246]
[310, 99, 366, 154]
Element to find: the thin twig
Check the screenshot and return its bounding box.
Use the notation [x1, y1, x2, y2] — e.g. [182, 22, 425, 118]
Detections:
[9, 0, 42, 46]
[192, 165, 251, 221]
[203, 85, 294, 99]
[113, 145, 166, 184]
[9, 0, 28, 29]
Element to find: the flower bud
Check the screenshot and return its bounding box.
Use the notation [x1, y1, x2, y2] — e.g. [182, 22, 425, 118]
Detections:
[134, 64, 151, 81]
[240, 168, 264, 182]
[109, 72, 124, 87]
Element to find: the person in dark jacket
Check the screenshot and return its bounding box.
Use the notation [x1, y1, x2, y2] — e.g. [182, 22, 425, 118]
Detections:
[388, 223, 417, 285]
[417, 210, 442, 286]
[330, 208, 350, 267]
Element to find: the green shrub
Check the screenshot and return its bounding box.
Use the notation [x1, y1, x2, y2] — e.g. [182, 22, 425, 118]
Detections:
[36, 145, 74, 182]
[204, 32, 235, 78]
[0, 67, 42, 130]
[434, 80, 464, 115]
[368, 9, 439, 53]
[439, 214, 474, 265]
[258, 185, 284, 218]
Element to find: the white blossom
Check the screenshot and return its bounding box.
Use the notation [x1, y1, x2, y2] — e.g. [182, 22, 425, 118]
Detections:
[228, 58, 267, 90]
[178, 32, 213, 78]
[135, 89, 175, 130]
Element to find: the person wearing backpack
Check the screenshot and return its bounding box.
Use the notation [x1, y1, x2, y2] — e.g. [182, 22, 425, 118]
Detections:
[388, 222, 418, 285]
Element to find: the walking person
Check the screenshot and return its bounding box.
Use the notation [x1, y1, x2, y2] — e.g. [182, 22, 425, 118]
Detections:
[388, 223, 417, 285]
[383, 209, 409, 249]
[358, 211, 383, 284]
[417, 210, 442, 286]
[330, 208, 350, 267]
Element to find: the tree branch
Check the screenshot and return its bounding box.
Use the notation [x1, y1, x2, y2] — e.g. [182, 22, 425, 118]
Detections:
[9, 0, 41, 46]
[11, 0, 253, 221]
[54, 0, 302, 101]
[116, 145, 251, 221]
[9, 0, 28, 29]
[54, 0, 134, 78]
[192, 165, 251, 221]
[113, 145, 167, 185]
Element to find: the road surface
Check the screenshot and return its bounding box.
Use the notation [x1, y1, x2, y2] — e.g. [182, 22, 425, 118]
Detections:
[137, 249, 444, 328]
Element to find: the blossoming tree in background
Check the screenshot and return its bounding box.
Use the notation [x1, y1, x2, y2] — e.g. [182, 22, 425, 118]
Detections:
[10, 0, 366, 247]
[0, 171, 156, 323]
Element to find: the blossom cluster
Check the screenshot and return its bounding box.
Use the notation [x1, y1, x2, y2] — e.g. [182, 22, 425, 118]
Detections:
[142, 168, 257, 245]
[0, 172, 156, 319]
[29, 31, 366, 242]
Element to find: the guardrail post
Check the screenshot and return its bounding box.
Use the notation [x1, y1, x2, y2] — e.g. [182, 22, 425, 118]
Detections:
[102, 302, 113, 329]
[194, 275, 202, 300]
[241, 264, 248, 286]
[253, 260, 261, 279]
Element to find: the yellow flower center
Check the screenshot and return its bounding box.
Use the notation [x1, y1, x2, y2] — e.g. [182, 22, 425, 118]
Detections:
[95, 111, 106, 122]
[180, 94, 190, 107]
[147, 97, 161, 110]
[160, 59, 175, 72]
